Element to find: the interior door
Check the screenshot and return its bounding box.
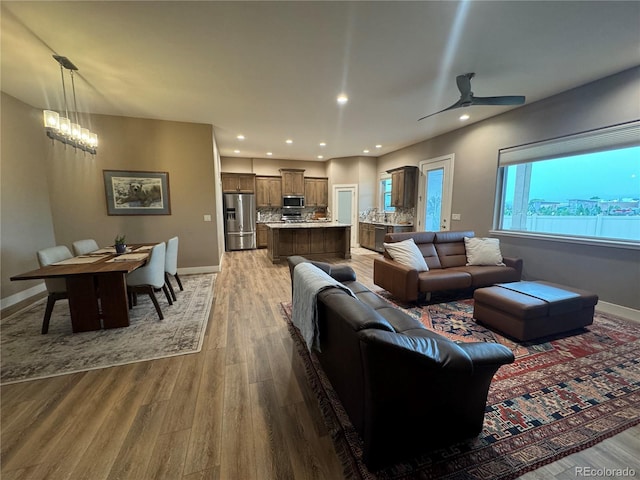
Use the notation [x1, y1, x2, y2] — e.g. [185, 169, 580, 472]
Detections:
[417, 155, 454, 232]
[333, 184, 358, 246]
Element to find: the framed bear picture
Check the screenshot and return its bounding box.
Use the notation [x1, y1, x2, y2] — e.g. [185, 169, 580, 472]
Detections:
[103, 170, 171, 215]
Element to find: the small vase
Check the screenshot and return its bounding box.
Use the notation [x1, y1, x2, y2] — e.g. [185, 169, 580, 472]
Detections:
[115, 244, 127, 254]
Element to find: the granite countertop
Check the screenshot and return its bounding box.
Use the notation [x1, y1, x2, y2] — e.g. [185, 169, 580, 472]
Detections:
[265, 222, 351, 229]
[359, 220, 414, 227]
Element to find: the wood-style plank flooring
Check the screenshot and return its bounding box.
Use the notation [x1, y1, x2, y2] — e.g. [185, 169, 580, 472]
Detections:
[2, 248, 638, 479]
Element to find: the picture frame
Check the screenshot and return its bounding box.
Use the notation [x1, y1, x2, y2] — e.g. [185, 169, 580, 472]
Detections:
[103, 170, 171, 215]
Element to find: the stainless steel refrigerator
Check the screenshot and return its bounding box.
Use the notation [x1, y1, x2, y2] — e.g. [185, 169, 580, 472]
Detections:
[223, 193, 256, 250]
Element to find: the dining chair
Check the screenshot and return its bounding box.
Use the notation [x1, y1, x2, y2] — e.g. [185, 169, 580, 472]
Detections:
[164, 236, 183, 302]
[37, 245, 73, 334]
[72, 239, 99, 256]
[126, 242, 172, 320]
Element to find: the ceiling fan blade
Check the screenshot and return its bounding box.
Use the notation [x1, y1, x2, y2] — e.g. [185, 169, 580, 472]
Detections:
[417, 99, 464, 121]
[471, 95, 525, 106]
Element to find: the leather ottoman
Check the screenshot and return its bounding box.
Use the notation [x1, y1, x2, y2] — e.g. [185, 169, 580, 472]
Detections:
[473, 281, 598, 342]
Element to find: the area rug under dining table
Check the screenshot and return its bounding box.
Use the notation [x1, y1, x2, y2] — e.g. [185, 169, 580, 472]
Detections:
[1, 273, 215, 385]
[281, 297, 640, 480]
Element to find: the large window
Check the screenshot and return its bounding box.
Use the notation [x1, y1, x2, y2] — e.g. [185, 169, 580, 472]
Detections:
[495, 121, 640, 244]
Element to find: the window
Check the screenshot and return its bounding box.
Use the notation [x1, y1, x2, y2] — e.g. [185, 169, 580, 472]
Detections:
[495, 121, 640, 244]
[380, 177, 395, 212]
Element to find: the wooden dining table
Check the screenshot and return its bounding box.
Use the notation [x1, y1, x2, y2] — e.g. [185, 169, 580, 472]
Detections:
[10, 245, 155, 333]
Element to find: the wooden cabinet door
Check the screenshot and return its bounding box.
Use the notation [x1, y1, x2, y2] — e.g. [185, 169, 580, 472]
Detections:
[309, 229, 325, 254]
[256, 224, 268, 248]
[294, 229, 310, 255]
[305, 178, 329, 207]
[256, 177, 270, 207]
[391, 170, 405, 207]
[281, 170, 305, 196]
[221, 174, 238, 193]
[237, 174, 255, 193]
[304, 179, 317, 206]
[316, 179, 328, 207]
[267, 177, 282, 206]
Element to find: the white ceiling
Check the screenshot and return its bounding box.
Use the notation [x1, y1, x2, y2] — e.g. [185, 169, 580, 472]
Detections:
[1, 1, 639, 161]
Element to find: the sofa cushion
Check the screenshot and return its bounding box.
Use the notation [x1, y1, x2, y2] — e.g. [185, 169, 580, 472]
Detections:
[464, 237, 505, 266]
[383, 238, 429, 272]
[455, 265, 520, 287]
[418, 269, 472, 291]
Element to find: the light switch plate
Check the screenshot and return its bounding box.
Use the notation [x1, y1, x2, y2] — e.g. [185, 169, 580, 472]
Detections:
[452, 213, 461, 220]
[204, 214, 212, 222]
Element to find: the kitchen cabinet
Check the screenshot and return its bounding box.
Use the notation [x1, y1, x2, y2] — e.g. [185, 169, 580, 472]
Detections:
[266, 223, 351, 263]
[304, 177, 328, 207]
[256, 176, 282, 207]
[359, 222, 414, 252]
[280, 169, 305, 196]
[221, 173, 256, 193]
[387, 166, 418, 208]
[256, 223, 268, 248]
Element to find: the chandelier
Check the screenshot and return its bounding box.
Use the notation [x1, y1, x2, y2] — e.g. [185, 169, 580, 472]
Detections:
[43, 55, 98, 154]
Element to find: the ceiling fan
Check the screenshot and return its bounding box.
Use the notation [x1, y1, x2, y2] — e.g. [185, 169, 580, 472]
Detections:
[418, 72, 525, 121]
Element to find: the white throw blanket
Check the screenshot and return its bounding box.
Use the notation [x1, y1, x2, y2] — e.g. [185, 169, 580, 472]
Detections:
[292, 262, 355, 352]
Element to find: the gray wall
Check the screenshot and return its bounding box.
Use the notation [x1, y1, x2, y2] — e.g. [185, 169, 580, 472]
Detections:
[378, 67, 640, 309]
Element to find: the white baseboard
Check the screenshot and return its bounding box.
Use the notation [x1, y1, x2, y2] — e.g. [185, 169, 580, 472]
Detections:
[1, 283, 47, 310]
[596, 301, 640, 324]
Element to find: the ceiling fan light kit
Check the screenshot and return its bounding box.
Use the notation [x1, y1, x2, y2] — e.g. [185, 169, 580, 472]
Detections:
[43, 55, 98, 154]
[418, 72, 526, 121]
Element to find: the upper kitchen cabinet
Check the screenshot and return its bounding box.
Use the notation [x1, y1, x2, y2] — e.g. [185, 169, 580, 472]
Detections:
[280, 169, 305, 196]
[387, 166, 418, 208]
[256, 176, 282, 207]
[222, 173, 256, 193]
[304, 177, 328, 207]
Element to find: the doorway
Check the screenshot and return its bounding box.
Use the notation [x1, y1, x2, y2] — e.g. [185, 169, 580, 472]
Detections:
[332, 184, 358, 246]
[417, 154, 454, 232]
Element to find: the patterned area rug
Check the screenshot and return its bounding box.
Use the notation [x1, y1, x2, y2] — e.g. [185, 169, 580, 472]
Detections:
[1, 274, 215, 385]
[281, 298, 640, 480]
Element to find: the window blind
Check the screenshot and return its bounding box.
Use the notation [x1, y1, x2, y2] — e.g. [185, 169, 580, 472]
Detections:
[498, 120, 640, 166]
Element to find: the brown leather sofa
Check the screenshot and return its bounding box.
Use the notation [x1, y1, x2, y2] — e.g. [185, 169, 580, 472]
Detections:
[288, 255, 515, 470]
[374, 231, 523, 303]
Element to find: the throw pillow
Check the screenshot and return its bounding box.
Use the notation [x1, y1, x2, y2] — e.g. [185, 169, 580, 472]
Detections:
[383, 238, 429, 272]
[464, 237, 505, 266]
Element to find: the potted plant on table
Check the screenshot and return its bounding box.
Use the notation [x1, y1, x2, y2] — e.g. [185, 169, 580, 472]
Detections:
[114, 234, 127, 254]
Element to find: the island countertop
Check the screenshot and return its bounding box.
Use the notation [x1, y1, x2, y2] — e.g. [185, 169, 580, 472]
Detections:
[265, 221, 351, 229]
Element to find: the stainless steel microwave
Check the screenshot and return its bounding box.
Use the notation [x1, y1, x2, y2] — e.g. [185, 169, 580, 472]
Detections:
[282, 195, 304, 208]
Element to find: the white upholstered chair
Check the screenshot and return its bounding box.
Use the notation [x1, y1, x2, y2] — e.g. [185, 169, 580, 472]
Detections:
[37, 245, 73, 334]
[126, 242, 172, 320]
[164, 236, 183, 301]
[72, 239, 99, 256]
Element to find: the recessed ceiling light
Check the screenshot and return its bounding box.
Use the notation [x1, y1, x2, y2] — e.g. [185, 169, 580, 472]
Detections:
[234, 149, 240, 154]
[317, 155, 324, 159]
[266, 152, 273, 156]
[375, 144, 382, 149]
[319, 142, 326, 147]
[363, 149, 370, 154]
[459, 114, 470, 121]
[337, 94, 348, 105]
[237, 134, 245, 140]
[285, 139, 293, 144]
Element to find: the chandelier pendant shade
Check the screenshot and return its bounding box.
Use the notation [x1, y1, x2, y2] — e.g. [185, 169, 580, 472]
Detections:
[43, 55, 98, 154]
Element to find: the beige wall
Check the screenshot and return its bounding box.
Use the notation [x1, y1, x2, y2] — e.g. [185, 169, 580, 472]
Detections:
[1, 92, 220, 306]
[220, 157, 327, 177]
[378, 67, 640, 309]
[1, 93, 57, 300]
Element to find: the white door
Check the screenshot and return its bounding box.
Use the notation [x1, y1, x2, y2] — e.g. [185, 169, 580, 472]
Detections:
[417, 154, 454, 232]
[333, 184, 358, 246]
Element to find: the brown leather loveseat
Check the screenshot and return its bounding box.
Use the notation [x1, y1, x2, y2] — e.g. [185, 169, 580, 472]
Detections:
[374, 230, 523, 303]
[287, 255, 515, 470]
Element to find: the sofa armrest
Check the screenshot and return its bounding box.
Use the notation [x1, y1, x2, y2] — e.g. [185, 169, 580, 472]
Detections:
[502, 256, 523, 279]
[330, 265, 357, 283]
[456, 341, 515, 367]
[373, 256, 419, 302]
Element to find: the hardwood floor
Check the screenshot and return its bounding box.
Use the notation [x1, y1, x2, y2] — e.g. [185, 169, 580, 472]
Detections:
[2, 248, 638, 479]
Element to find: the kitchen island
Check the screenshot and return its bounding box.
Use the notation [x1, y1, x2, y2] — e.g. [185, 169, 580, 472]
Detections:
[266, 222, 351, 264]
